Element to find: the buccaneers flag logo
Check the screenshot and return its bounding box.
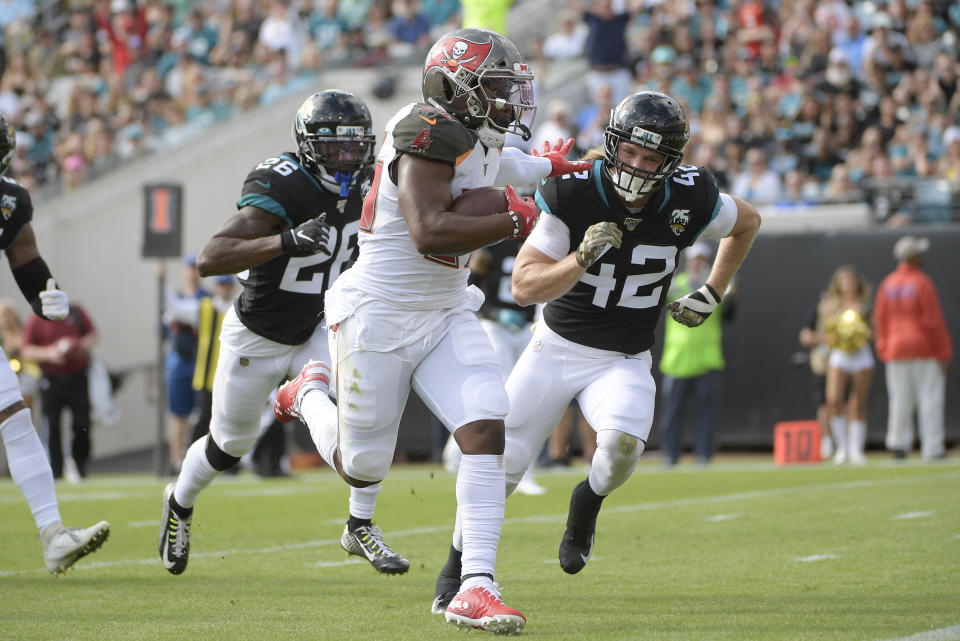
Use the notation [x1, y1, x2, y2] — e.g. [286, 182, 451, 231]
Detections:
[426, 37, 493, 75]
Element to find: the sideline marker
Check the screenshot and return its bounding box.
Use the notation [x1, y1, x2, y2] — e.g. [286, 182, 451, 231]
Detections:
[774, 420, 822, 465]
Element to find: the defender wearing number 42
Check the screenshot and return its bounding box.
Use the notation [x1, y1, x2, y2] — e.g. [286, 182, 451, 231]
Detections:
[158, 90, 409, 578]
[499, 91, 760, 574]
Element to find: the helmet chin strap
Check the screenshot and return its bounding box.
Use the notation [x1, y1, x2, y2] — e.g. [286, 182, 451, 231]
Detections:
[317, 165, 353, 196]
[476, 125, 505, 149]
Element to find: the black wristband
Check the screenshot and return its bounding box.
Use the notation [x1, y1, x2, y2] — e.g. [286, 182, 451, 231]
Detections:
[11, 256, 52, 317]
[704, 283, 721, 303]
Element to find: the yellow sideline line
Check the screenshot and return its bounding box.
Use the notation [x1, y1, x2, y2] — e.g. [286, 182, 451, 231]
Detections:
[1, 471, 956, 576]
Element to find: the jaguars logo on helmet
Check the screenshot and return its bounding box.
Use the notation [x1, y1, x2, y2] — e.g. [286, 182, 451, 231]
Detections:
[422, 28, 536, 149]
[293, 90, 376, 197]
[603, 91, 690, 202]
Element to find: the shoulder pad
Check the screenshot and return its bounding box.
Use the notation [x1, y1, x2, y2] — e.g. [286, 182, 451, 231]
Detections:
[392, 104, 477, 165]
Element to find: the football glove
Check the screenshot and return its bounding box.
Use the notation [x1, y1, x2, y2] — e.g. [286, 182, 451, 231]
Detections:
[505, 185, 538, 238]
[531, 138, 592, 177]
[666, 284, 721, 327]
[281, 215, 331, 257]
[575, 222, 622, 268]
[39, 279, 69, 321]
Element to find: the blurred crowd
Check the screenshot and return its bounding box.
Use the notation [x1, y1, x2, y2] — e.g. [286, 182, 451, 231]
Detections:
[526, 0, 960, 221]
[0, 0, 461, 194]
[3, 0, 959, 217]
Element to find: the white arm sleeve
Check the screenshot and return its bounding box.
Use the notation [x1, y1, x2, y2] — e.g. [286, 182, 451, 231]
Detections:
[525, 212, 571, 261]
[697, 193, 738, 240]
[495, 147, 552, 187]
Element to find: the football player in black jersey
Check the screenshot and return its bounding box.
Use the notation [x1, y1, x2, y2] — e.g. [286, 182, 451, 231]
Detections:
[0, 114, 110, 573]
[158, 90, 409, 576]
[503, 91, 761, 574]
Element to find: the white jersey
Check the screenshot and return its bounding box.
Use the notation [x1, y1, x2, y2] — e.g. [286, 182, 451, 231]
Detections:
[334, 102, 502, 311]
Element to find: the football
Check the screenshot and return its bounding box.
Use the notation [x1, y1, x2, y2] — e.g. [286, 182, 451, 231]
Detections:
[451, 186, 508, 217]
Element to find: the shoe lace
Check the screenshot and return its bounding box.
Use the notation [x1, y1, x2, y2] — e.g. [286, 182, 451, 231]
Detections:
[357, 524, 399, 558]
[168, 513, 191, 556]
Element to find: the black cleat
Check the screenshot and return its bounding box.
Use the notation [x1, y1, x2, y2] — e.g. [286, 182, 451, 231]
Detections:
[340, 524, 409, 574]
[558, 480, 604, 575]
[158, 483, 192, 575]
[558, 527, 594, 574]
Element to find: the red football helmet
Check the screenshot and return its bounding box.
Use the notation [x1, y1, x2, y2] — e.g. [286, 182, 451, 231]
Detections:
[422, 28, 536, 149]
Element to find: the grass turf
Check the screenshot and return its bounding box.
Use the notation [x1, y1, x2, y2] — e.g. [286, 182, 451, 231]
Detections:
[1, 456, 958, 640]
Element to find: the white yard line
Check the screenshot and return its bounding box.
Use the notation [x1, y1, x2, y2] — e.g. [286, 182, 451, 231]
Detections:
[892, 511, 935, 520]
[310, 559, 366, 568]
[2, 471, 957, 576]
[793, 554, 838, 562]
[127, 520, 159, 528]
[878, 623, 960, 641]
[705, 513, 742, 522]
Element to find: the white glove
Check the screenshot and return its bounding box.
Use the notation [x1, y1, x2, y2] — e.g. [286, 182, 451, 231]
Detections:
[39, 278, 69, 320]
[666, 283, 721, 327]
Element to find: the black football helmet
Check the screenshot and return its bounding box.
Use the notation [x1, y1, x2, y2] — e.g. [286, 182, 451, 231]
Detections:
[603, 91, 690, 200]
[422, 28, 536, 149]
[0, 114, 15, 175]
[293, 90, 376, 196]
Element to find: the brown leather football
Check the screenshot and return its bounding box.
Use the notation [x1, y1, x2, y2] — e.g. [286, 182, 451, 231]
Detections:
[451, 186, 508, 217]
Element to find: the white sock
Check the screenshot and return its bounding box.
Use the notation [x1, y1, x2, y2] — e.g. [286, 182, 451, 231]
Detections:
[300, 390, 339, 468]
[829, 416, 848, 450]
[1, 409, 61, 532]
[349, 483, 379, 520]
[173, 436, 220, 509]
[850, 420, 867, 454]
[457, 454, 505, 580]
[452, 504, 463, 552]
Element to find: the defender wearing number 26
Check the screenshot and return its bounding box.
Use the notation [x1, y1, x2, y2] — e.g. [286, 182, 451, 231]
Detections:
[502, 90, 761, 574]
[158, 90, 411, 579]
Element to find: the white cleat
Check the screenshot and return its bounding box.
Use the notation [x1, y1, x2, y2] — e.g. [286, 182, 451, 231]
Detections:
[515, 470, 546, 496]
[42, 521, 110, 575]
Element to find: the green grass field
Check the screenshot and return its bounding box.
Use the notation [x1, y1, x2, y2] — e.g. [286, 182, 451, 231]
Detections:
[2, 457, 958, 641]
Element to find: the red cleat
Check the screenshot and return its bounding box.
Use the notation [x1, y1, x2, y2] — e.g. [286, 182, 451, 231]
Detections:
[445, 585, 526, 635]
[273, 360, 331, 423]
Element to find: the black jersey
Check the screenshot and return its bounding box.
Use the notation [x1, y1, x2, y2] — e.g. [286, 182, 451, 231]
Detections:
[536, 160, 721, 354]
[233, 153, 370, 345]
[0, 175, 33, 252]
[475, 238, 536, 327]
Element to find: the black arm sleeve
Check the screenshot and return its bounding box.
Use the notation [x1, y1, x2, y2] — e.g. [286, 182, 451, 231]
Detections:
[11, 256, 53, 318]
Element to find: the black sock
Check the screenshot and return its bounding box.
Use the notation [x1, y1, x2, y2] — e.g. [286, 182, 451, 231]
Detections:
[169, 493, 193, 519]
[461, 572, 494, 582]
[567, 479, 604, 532]
[347, 515, 372, 531]
[435, 545, 463, 598]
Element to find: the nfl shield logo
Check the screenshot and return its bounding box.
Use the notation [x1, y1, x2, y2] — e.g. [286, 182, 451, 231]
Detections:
[624, 217, 641, 231]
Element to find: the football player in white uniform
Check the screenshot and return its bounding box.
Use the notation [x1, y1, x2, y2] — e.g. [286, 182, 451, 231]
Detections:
[274, 28, 590, 634]
[0, 114, 110, 574]
[502, 91, 760, 574]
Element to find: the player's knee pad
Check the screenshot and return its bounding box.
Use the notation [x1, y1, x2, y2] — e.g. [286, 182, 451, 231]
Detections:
[205, 435, 241, 472]
[340, 446, 391, 484]
[503, 439, 534, 496]
[589, 430, 645, 495]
